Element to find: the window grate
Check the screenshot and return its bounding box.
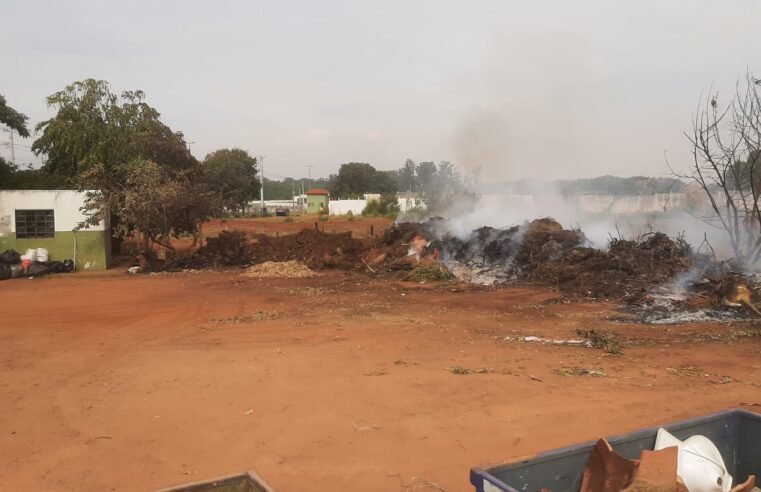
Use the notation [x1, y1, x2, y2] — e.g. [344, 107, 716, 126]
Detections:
[15, 209, 55, 239]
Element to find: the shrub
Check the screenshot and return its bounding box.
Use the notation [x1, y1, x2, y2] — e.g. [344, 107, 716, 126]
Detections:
[362, 194, 400, 218]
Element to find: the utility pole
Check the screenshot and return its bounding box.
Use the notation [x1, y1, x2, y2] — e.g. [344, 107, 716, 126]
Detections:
[8, 129, 15, 165]
[306, 165, 314, 190]
[259, 155, 266, 215]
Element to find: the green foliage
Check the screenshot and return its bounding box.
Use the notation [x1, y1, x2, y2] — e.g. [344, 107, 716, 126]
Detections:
[397, 159, 416, 192]
[0, 158, 63, 189]
[283, 217, 294, 223]
[203, 148, 259, 213]
[362, 193, 400, 217]
[262, 177, 332, 200]
[330, 163, 397, 196]
[399, 205, 428, 221]
[80, 159, 222, 251]
[32, 79, 196, 180]
[394, 159, 475, 215]
[318, 215, 329, 222]
[31, 79, 205, 249]
[0, 94, 30, 137]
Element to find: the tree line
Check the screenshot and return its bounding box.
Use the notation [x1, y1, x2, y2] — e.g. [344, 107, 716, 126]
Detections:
[1, 79, 474, 253]
[1, 80, 260, 253]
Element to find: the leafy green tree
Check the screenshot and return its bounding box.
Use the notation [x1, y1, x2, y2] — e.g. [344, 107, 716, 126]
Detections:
[32, 79, 195, 180]
[32, 79, 202, 253]
[0, 158, 61, 189]
[397, 159, 416, 192]
[0, 94, 30, 137]
[415, 161, 437, 194]
[330, 162, 397, 197]
[202, 148, 259, 213]
[392, 159, 476, 215]
[80, 160, 222, 253]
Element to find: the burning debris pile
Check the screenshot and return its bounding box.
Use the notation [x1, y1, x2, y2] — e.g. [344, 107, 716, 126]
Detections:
[144, 216, 761, 323]
[630, 269, 761, 324]
[430, 218, 586, 285]
[379, 218, 694, 301]
[534, 232, 694, 300]
[375, 217, 761, 321]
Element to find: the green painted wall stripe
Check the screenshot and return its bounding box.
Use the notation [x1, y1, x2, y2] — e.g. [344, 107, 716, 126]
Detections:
[0, 230, 110, 270]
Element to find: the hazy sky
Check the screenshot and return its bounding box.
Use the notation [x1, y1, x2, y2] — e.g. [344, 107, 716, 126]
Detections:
[3, 1, 760, 182]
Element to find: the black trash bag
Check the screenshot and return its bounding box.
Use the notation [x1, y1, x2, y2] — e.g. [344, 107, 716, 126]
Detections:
[48, 261, 68, 273]
[0, 264, 10, 280]
[0, 249, 20, 264]
[10, 264, 24, 278]
[27, 262, 51, 277]
[62, 259, 75, 272]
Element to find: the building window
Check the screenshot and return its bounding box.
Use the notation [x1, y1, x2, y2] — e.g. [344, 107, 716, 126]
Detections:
[15, 209, 55, 239]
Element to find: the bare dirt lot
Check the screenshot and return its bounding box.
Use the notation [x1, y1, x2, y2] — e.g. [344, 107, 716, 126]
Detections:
[2, 269, 761, 491]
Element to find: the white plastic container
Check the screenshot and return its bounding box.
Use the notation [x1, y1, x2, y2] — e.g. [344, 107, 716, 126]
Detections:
[21, 248, 36, 262]
[35, 248, 49, 263]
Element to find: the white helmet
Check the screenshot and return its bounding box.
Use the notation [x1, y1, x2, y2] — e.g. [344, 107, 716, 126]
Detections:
[654, 428, 732, 492]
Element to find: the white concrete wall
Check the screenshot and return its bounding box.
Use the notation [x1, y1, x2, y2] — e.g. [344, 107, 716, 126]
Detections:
[330, 199, 366, 215]
[0, 190, 105, 233]
[329, 197, 426, 215]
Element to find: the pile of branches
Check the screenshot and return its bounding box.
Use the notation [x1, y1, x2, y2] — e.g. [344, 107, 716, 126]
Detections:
[378, 219, 696, 300]
[154, 218, 699, 303]
[535, 232, 694, 300]
[433, 218, 585, 274]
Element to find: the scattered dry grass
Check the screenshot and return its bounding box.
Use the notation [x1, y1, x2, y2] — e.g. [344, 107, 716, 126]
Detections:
[577, 329, 622, 355]
[213, 311, 286, 323]
[553, 367, 607, 377]
[406, 265, 453, 282]
[447, 366, 489, 375]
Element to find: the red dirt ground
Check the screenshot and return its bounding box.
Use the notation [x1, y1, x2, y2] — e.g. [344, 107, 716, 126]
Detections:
[2, 269, 761, 491]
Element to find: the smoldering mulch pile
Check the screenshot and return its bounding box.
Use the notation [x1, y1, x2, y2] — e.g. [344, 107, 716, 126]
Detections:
[167, 218, 702, 304]
[429, 218, 587, 284]
[381, 218, 694, 301]
[534, 232, 694, 300]
[242, 260, 316, 278]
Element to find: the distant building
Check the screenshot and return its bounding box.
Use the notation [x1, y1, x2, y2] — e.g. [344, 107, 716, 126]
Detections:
[305, 188, 330, 214]
[328, 191, 426, 215]
[397, 191, 423, 212]
[0, 190, 111, 270]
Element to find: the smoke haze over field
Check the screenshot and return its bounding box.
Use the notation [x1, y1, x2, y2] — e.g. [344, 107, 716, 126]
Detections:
[2, 1, 761, 180]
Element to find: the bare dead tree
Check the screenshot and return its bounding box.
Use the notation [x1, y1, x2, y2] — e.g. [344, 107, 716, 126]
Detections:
[670, 72, 761, 266]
